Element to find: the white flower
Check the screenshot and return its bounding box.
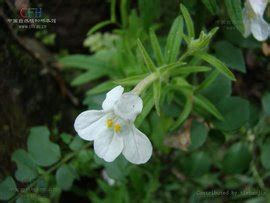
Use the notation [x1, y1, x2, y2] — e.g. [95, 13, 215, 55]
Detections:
[74, 86, 153, 164]
[243, 0, 270, 41]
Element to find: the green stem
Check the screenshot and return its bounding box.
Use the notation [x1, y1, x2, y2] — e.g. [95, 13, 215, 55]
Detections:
[250, 140, 265, 190]
[132, 72, 159, 95]
[9, 143, 91, 202]
[178, 51, 190, 62]
[251, 163, 265, 190]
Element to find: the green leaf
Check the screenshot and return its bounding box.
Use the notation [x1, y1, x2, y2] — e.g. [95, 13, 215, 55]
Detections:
[12, 150, 38, 182]
[224, 0, 244, 34]
[159, 61, 187, 74]
[153, 80, 161, 115]
[59, 55, 107, 70]
[170, 66, 211, 75]
[86, 81, 115, 95]
[196, 70, 219, 92]
[87, 20, 115, 36]
[194, 95, 223, 120]
[120, 0, 128, 27]
[149, 28, 164, 65]
[172, 91, 193, 130]
[202, 0, 218, 15]
[150, 113, 169, 152]
[56, 164, 77, 191]
[110, 0, 117, 22]
[188, 121, 208, 150]
[69, 136, 84, 151]
[180, 4, 195, 40]
[223, 142, 251, 174]
[214, 41, 246, 73]
[135, 91, 155, 127]
[183, 152, 211, 177]
[71, 70, 108, 86]
[27, 126, 61, 167]
[262, 93, 270, 116]
[0, 176, 17, 200]
[214, 97, 250, 132]
[260, 138, 270, 170]
[60, 133, 73, 144]
[164, 16, 183, 63]
[104, 156, 130, 181]
[195, 52, 236, 81]
[115, 74, 147, 86]
[139, 0, 161, 29]
[83, 93, 106, 109]
[201, 73, 232, 103]
[137, 39, 156, 72]
[16, 194, 51, 203]
[188, 28, 219, 53]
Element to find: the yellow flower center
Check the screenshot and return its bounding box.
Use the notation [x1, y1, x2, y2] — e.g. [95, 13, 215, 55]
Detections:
[106, 119, 113, 128]
[106, 119, 122, 133]
[247, 9, 256, 19]
[114, 124, 121, 133]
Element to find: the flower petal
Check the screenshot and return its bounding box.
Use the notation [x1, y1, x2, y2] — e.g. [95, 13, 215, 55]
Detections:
[94, 130, 124, 162]
[243, 8, 251, 38]
[114, 93, 143, 122]
[122, 125, 152, 164]
[251, 16, 270, 41]
[247, 0, 267, 16]
[74, 111, 107, 141]
[102, 86, 124, 111]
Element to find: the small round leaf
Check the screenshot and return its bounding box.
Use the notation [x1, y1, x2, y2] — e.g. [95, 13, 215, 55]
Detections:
[27, 126, 61, 167]
[188, 121, 208, 150]
[260, 139, 270, 170]
[56, 165, 76, 191]
[12, 149, 38, 182]
[69, 136, 84, 151]
[182, 152, 211, 177]
[214, 97, 249, 132]
[223, 142, 251, 174]
[0, 176, 17, 200]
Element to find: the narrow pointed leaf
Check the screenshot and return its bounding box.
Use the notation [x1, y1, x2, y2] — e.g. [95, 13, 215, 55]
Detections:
[137, 39, 156, 72]
[110, 0, 117, 22]
[115, 74, 147, 86]
[195, 52, 236, 81]
[150, 28, 164, 66]
[171, 66, 211, 75]
[172, 91, 193, 130]
[164, 16, 184, 63]
[202, 0, 218, 15]
[180, 4, 195, 39]
[71, 70, 108, 86]
[195, 95, 224, 120]
[159, 62, 186, 73]
[136, 91, 155, 127]
[59, 55, 107, 70]
[195, 70, 219, 92]
[86, 81, 115, 95]
[153, 81, 161, 115]
[224, 0, 244, 34]
[87, 20, 114, 36]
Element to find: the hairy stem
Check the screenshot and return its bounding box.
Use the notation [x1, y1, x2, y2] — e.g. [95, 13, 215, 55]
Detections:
[132, 72, 159, 95]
